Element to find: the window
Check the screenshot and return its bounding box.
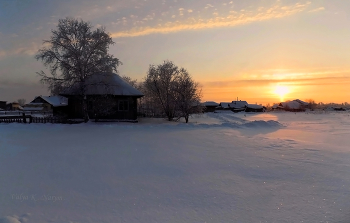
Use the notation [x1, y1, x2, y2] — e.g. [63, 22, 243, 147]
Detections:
[118, 100, 129, 111]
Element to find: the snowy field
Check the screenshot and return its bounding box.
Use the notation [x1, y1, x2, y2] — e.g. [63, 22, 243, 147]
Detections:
[1, 111, 350, 223]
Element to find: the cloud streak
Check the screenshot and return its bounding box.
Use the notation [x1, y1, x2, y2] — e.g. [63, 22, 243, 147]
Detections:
[111, 1, 311, 38]
[0, 42, 39, 59]
[308, 7, 325, 13]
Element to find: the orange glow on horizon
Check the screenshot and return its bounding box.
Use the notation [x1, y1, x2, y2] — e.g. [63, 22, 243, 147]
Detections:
[200, 73, 350, 105]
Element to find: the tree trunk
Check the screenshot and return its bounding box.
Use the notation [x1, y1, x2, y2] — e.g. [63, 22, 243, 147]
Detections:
[82, 95, 89, 123]
[185, 115, 189, 123]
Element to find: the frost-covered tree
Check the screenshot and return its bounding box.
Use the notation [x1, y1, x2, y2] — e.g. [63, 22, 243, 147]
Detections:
[144, 61, 178, 120]
[121, 76, 138, 89]
[144, 60, 202, 122]
[17, 99, 26, 106]
[173, 69, 202, 123]
[35, 17, 121, 122]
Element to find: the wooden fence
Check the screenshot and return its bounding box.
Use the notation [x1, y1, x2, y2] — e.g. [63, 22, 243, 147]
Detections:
[0, 115, 28, 123]
[0, 114, 83, 124]
[0, 111, 52, 115]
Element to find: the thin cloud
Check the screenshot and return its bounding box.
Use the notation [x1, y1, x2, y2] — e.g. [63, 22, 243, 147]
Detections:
[111, 1, 311, 38]
[0, 42, 40, 58]
[308, 7, 325, 13]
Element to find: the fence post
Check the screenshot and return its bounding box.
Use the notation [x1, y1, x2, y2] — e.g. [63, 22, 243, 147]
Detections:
[22, 113, 27, 123]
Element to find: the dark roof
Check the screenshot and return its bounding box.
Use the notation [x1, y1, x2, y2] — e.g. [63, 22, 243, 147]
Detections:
[202, 101, 219, 107]
[60, 72, 144, 97]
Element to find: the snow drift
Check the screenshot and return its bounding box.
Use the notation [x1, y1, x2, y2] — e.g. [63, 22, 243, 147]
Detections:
[1, 111, 350, 222]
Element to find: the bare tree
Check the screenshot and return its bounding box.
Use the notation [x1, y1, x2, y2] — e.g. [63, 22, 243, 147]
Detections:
[35, 17, 121, 122]
[144, 60, 202, 122]
[17, 99, 26, 106]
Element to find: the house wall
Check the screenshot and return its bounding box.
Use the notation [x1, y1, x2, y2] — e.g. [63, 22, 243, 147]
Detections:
[29, 97, 52, 111]
[64, 95, 139, 120]
[0, 101, 6, 110]
[204, 106, 216, 112]
[6, 103, 21, 111]
[245, 107, 264, 112]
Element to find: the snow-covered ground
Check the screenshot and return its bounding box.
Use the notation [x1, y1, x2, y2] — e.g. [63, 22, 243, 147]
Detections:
[1, 111, 350, 223]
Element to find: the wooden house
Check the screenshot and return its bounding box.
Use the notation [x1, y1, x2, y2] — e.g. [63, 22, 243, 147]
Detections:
[202, 101, 219, 112]
[59, 72, 144, 121]
[230, 100, 248, 112]
[6, 102, 23, 111]
[218, 100, 248, 112]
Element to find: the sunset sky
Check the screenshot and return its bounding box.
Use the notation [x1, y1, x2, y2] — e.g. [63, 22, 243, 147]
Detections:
[1, 0, 350, 105]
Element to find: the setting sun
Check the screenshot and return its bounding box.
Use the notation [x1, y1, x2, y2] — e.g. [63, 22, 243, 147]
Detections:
[274, 86, 289, 101]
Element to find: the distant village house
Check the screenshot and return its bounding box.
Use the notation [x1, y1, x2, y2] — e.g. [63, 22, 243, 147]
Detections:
[202, 101, 219, 112]
[25, 95, 68, 115]
[6, 102, 23, 111]
[273, 99, 309, 112]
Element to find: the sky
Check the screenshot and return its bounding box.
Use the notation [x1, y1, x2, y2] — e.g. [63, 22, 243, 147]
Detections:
[1, 0, 350, 105]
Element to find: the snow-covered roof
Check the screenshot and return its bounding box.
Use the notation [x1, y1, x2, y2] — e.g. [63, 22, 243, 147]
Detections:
[230, 101, 248, 109]
[219, 102, 231, 109]
[26, 102, 45, 106]
[246, 104, 263, 109]
[61, 72, 144, 97]
[272, 104, 279, 109]
[42, 96, 68, 107]
[23, 107, 45, 111]
[203, 101, 219, 107]
[32, 96, 68, 107]
[282, 101, 302, 109]
[293, 99, 309, 105]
